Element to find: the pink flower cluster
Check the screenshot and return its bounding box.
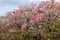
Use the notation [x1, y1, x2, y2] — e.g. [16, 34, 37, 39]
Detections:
[5, 1, 52, 29]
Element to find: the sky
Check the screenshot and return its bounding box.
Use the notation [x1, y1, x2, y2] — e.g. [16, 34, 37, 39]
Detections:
[0, 0, 30, 16]
[0, 0, 60, 16]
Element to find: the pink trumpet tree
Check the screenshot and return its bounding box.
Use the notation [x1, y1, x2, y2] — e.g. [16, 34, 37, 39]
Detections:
[4, 0, 60, 30]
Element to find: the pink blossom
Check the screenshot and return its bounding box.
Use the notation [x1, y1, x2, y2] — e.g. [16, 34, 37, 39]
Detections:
[21, 23, 28, 29]
[8, 29, 15, 33]
[29, 20, 35, 26]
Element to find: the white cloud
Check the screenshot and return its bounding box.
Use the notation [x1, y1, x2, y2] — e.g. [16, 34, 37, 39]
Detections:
[29, 0, 50, 2]
[29, 0, 40, 2]
[55, 0, 60, 2]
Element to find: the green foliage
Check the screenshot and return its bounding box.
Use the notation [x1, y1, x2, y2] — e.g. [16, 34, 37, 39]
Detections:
[0, 26, 60, 40]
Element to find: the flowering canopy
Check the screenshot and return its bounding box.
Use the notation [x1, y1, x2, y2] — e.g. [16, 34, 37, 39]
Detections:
[4, 0, 60, 30]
